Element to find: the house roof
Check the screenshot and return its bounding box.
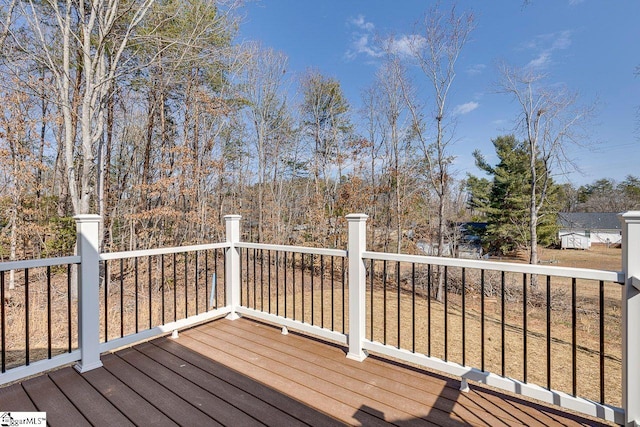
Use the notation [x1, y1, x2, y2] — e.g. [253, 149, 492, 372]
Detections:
[558, 212, 621, 230]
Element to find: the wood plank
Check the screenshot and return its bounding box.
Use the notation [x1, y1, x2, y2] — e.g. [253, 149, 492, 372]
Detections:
[224, 318, 610, 427]
[195, 321, 483, 426]
[0, 384, 38, 411]
[171, 333, 392, 426]
[152, 338, 344, 427]
[101, 353, 220, 427]
[20, 374, 89, 427]
[183, 327, 439, 426]
[81, 362, 179, 427]
[48, 367, 134, 427]
[215, 319, 525, 426]
[136, 341, 315, 427]
[117, 347, 265, 426]
[234, 319, 579, 427]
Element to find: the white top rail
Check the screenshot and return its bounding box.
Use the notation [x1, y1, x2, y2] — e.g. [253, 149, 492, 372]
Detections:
[100, 242, 230, 261]
[363, 250, 624, 283]
[236, 242, 347, 258]
[0, 255, 81, 272]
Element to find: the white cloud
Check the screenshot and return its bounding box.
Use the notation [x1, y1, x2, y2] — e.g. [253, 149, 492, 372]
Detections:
[466, 64, 486, 75]
[346, 14, 381, 60]
[351, 34, 382, 58]
[346, 13, 425, 61]
[527, 51, 551, 69]
[382, 34, 425, 57]
[454, 102, 479, 115]
[524, 30, 572, 70]
[350, 15, 374, 32]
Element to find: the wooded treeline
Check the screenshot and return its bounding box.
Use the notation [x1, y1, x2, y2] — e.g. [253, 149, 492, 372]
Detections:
[0, 0, 637, 262]
[0, 1, 473, 260]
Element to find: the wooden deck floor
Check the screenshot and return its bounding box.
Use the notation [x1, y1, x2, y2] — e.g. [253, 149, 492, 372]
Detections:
[0, 317, 611, 426]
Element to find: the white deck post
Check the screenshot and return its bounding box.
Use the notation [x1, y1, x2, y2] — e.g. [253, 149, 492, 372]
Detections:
[346, 214, 368, 361]
[620, 211, 640, 426]
[74, 214, 103, 373]
[225, 215, 241, 320]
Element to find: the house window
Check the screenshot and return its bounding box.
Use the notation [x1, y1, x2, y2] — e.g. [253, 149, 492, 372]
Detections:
[585, 230, 590, 238]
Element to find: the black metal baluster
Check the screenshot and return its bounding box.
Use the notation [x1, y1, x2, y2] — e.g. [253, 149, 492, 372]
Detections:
[301, 253, 305, 323]
[120, 259, 124, 338]
[547, 275, 551, 390]
[311, 254, 315, 326]
[427, 264, 432, 357]
[48, 265, 52, 357]
[173, 253, 177, 322]
[135, 258, 139, 333]
[342, 257, 345, 334]
[222, 249, 226, 306]
[600, 280, 605, 404]
[370, 259, 374, 341]
[245, 248, 249, 307]
[481, 269, 485, 372]
[195, 251, 199, 316]
[523, 273, 527, 383]
[331, 256, 335, 331]
[205, 251, 209, 313]
[102, 262, 107, 343]
[253, 248, 257, 309]
[268, 250, 272, 314]
[444, 266, 448, 362]
[275, 251, 279, 316]
[462, 267, 466, 366]
[161, 255, 165, 325]
[148, 256, 153, 328]
[1, 271, 5, 372]
[184, 252, 188, 318]
[320, 255, 324, 329]
[383, 259, 387, 345]
[319, 255, 325, 328]
[68, 264, 73, 351]
[293, 252, 297, 321]
[215, 249, 220, 309]
[501, 271, 505, 377]
[68, 264, 72, 351]
[260, 249, 264, 311]
[412, 263, 416, 353]
[25, 268, 29, 365]
[572, 277, 577, 396]
[397, 261, 401, 349]
[284, 252, 288, 318]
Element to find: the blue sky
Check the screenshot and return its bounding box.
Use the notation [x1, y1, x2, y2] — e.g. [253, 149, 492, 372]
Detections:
[238, 0, 640, 187]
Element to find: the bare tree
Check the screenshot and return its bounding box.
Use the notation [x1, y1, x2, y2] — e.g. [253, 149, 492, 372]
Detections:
[407, 4, 474, 300]
[0, 0, 17, 51]
[16, 0, 155, 215]
[497, 64, 593, 268]
[240, 44, 291, 242]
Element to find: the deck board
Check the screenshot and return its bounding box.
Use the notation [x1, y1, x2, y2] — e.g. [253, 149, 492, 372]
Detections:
[80, 366, 179, 427]
[21, 374, 90, 427]
[214, 318, 522, 426]
[0, 317, 612, 426]
[48, 368, 134, 427]
[133, 342, 310, 427]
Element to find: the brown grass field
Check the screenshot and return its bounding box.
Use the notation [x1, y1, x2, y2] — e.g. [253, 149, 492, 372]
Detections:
[1, 244, 624, 410]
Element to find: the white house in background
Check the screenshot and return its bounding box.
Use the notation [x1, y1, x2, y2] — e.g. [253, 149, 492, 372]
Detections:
[558, 212, 622, 249]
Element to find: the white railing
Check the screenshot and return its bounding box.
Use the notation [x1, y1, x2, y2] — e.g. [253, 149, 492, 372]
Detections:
[1, 212, 639, 425]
